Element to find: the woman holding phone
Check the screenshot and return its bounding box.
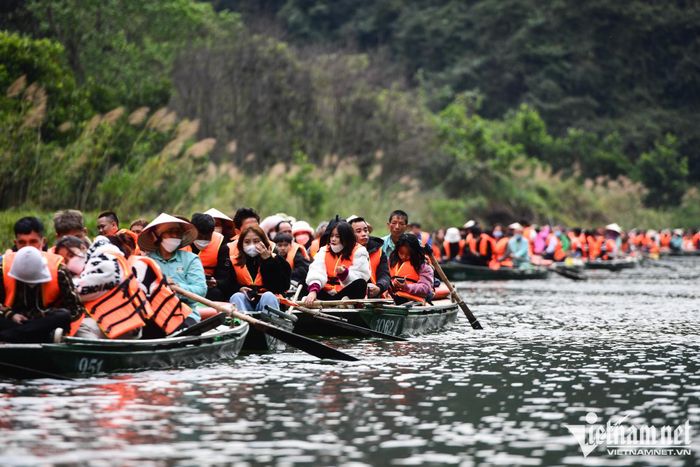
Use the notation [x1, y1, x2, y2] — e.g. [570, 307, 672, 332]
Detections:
[388, 233, 434, 304]
[304, 219, 371, 305]
[229, 225, 291, 312]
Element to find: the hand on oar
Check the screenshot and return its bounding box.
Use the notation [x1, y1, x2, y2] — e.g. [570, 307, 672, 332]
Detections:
[171, 285, 358, 362]
[425, 248, 483, 330]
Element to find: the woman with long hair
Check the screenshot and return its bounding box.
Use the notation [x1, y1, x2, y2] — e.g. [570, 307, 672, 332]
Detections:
[303, 219, 371, 305]
[388, 233, 434, 304]
[229, 225, 290, 312]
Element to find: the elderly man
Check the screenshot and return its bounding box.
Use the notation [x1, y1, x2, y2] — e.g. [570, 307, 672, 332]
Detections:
[0, 217, 85, 343]
[381, 210, 409, 258]
[97, 211, 119, 236]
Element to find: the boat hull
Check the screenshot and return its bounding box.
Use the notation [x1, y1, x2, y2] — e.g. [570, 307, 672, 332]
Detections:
[242, 310, 296, 352]
[0, 322, 249, 379]
[440, 261, 550, 281]
[584, 258, 638, 271]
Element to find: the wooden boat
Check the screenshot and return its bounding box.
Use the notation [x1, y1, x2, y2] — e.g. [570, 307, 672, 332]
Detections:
[584, 256, 639, 271]
[439, 261, 550, 281]
[291, 299, 459, 338]
[0, 321, 249, 379]
[242, 308, 296, 352]
[667, 250, 700, 257]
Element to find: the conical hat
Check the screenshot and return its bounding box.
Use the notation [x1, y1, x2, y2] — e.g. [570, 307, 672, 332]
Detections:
[204, 208, 233, 225]
[605, 223, 622, 234]
[138, 213, 197, 252]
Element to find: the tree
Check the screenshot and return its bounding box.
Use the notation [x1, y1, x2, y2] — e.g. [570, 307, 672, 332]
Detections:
[637, 134, 688, 208]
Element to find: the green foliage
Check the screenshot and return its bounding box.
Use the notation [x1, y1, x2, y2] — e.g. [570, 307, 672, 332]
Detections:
[287, 151, 326, 218]
[636, 134, 688, 208]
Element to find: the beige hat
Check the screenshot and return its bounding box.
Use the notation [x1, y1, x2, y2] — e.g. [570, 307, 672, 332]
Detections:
[673, 228, 684, 236]
[463, 220, 476, 229]
[137, 213, 197, 252]
[605, 223, 622, 234]
[204, 208, 233, 224]
[8, 247, 52, 284]
[445, 227, 461, 243]
[508, 222, 523, 230]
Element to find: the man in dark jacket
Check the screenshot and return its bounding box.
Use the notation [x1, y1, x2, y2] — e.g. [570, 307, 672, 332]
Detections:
[348, 216, 391, 298]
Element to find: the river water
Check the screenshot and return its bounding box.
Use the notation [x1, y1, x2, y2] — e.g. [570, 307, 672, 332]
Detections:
[1, 258, 698, 466]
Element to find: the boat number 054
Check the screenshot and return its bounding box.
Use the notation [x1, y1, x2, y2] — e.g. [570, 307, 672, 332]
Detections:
[375, 318, 396, 335]
[77, 357, 104, 374]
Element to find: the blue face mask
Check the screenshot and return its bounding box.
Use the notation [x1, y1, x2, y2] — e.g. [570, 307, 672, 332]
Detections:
[493, 231, 503, 239]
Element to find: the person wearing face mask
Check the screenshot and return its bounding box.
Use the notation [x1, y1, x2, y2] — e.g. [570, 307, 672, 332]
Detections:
[0, 218, 85, 343]
[504, 223, 531, 269]
[303, 219, 371, 306]
[138, 213, 205, 323]
[54, 235, 90, 281]
[388, 234, 434, 305]
[347, 215, 390, 299]
[190, 213, 235, 301]
[228, 225, 290, 313]
[291, 221, 314, 251]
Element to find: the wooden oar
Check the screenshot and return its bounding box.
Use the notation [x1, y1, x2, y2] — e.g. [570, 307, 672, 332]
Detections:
[0, 361, 74, 381]
[426, 249, 483, 330]
[171, 285, 358, 361]
[550, 264, 587, 281]
[281, 305, 407, 341]
[293, 298, 393, 308]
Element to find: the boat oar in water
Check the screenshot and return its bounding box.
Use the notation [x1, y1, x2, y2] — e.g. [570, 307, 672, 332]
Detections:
[426, 249, 483, 330]
[273, 303, 407, 342]
[550, 265, 587, 281]
[171, 285, 358, 362]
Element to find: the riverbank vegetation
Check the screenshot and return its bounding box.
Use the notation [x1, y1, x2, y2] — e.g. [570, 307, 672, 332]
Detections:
[1, 0, 698, 236]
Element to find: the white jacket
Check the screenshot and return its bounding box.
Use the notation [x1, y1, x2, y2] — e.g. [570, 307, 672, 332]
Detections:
[306, 245, 371, 289]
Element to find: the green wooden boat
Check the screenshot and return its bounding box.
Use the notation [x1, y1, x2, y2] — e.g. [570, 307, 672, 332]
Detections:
[584, 257, 639, 271]
[291, 300, 459, 338]
[0, 321, 249, 379]
[440, 261, 550, 281]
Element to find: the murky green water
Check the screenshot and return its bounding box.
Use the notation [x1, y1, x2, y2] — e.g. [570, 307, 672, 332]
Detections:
[1, 258, 699, 466]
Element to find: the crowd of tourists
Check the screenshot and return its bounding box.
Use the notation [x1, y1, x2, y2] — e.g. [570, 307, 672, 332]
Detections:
[1, 207, 697, 345]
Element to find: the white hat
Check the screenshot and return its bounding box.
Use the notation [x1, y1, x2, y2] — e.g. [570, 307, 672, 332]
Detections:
[673, 228, 684, 236]
[508, 222, 523, 230]
[8, 247, 51, 284]
[463, 220, 476, 229]
[137, 213, 198, 252]
[259, 215, 285, 235]
[345, 214, 361, 224]
[605, 223, 622, 234]
[292, 220, 314, 236]
[445, 227, 461, 243]
[204, 208, 233, 224]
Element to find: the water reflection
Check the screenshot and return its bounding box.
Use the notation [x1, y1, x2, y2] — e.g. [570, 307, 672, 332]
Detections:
[0, 259, 698, 465]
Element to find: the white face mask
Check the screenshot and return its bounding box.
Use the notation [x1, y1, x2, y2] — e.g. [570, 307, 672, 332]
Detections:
[330, 243, 344, 254]
[194, 239, 210, 250]
[493, 231, 503, 239]
[243, 244, 259, 257]
[162, 238, 181, 253]
[67, 256, 86, 275]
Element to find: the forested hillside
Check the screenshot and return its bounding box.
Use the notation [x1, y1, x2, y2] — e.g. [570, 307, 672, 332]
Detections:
[1, 0, 698, 229]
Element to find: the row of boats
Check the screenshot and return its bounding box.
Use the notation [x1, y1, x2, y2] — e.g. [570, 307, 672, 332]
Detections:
[1, 251, 689, 379]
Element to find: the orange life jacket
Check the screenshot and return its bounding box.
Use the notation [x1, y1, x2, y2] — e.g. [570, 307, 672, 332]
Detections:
[693, 232, 700, 249]
[389, 260, 426, 303]
[660, 233, 671, 248]
[587, 236, 603, 260]
[197, 231, 224, 276]
[82, 254, 150, 339]
[323, 245, 361, 292]
[2, 250, 63, 309]
[443, 240, 464, 260]
[546, 234, 567, 262]
[308, 238, 321, 258]
[130, 256, 192, 335]
[494, 237, 513, 268]
[368, 248, 382, 284]
[283, 242, 305, 270]
[601, 238, 618, 260]
[227, 238, 239, 265]
[233, 260, 267, 293]
[431, 243, 442, 260]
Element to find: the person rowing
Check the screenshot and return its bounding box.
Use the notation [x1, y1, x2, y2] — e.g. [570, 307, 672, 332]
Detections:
[303, 219, 371, 306]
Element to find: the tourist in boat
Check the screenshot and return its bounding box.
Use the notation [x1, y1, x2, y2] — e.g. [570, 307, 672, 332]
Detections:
[382, 210, 409, 258]
[96, 211, 119, 236]
[107, 232, 195, 338]
[442, 227, 464, 262]
[190, 212, 234, 302]
[304, 220, 371, 305]
[504, 222, 531, 268]
[308, 221, 329, 259]
[670, 229, 683, 252]
[409, 222, 432, 249]
[462, 225, 498, 268]
[273, 232, 310, 289]
[229, 225, 291, 312]
[600, 223, 622, 260]
[348, 215, 390, 298]
[203, 208, 235, 241]
[291, 220, 315, 252]
[0, 217, 84, 343]
[493, 225, 512, 267]
[75, 235, 148, 339]
[54, 235, 89, 280]
[52, 209, 89, 246]
[129, 218, 148, 235]
[543, 226, 567, 262]
[138, 213, 205, 323]
[431, 228, 445, 259]
[388, 233, 434, 304]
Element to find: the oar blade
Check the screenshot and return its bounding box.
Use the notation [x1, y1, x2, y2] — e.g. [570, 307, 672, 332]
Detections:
[250, 320, 359, 361]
